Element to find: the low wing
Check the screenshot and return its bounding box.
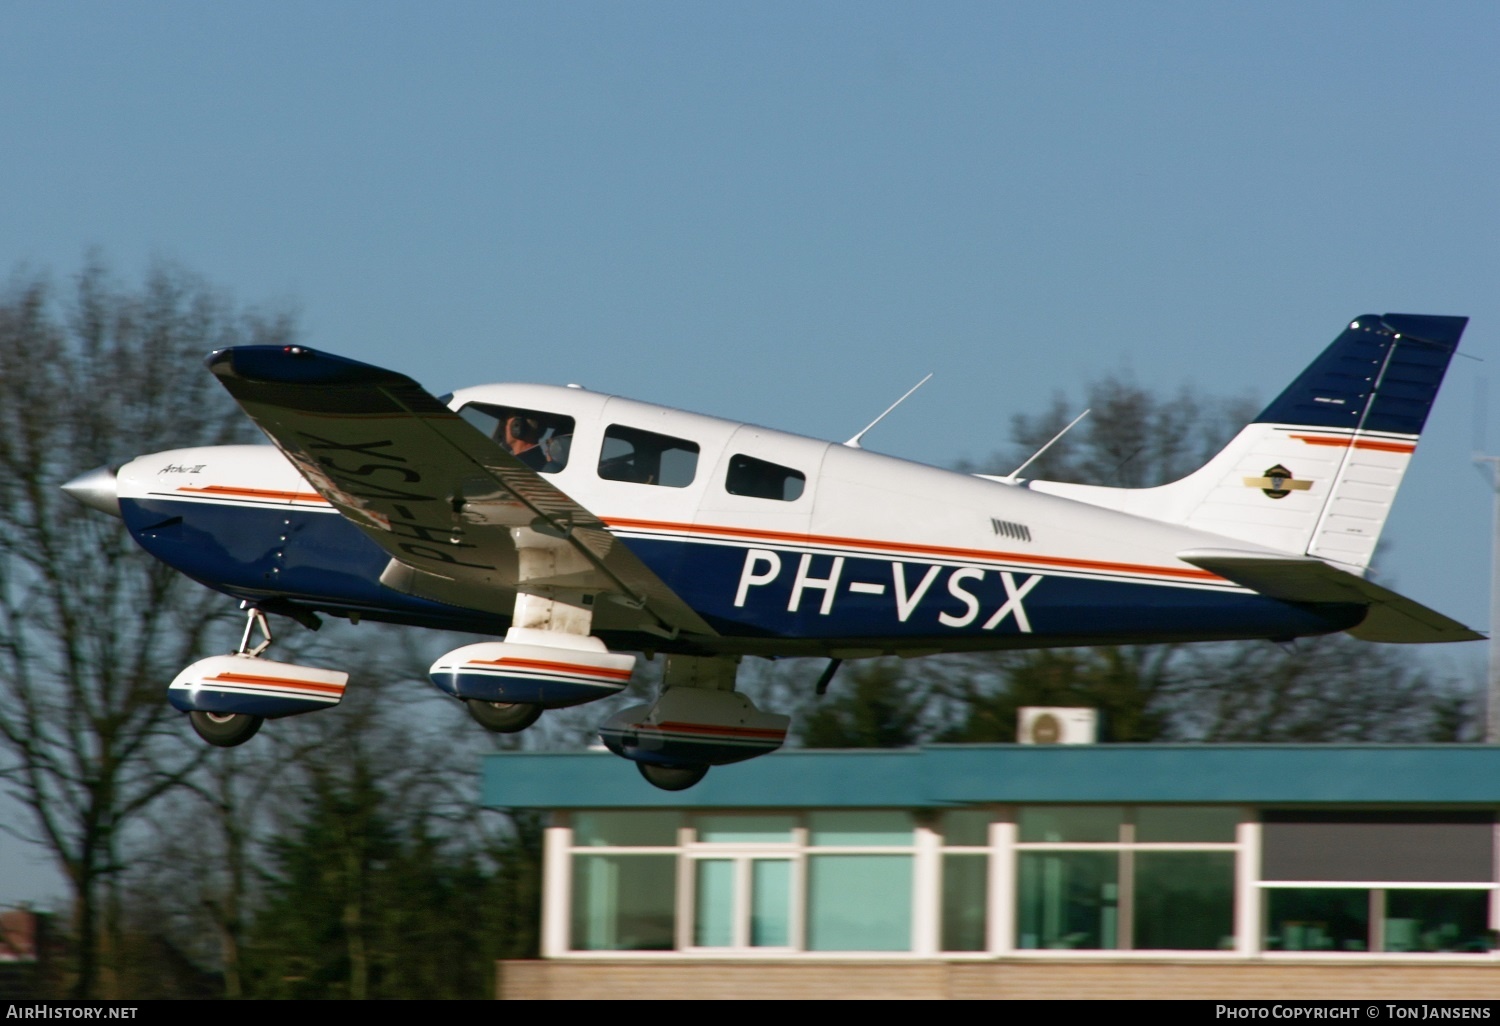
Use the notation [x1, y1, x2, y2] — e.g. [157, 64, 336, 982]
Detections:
[207, 345, 715, 638]
[1178, 548, 1482, 644]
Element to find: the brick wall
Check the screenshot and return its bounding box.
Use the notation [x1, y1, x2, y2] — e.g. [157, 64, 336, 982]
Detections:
[497, 958, 1500, 1000]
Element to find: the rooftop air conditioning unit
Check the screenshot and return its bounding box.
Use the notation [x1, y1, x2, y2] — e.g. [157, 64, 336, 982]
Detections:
[1017, 706, 1098, 745]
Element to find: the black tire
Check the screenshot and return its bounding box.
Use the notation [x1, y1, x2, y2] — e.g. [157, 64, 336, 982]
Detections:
[188, 710, 264, 748]
[465, 699, 543, 733]
[637, 762, 709, 791]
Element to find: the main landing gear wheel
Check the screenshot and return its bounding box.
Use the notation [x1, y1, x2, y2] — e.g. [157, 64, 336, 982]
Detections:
[465, 699, 544, 733]
[188, 710, 264, 748]
[637, 762, 709, 792]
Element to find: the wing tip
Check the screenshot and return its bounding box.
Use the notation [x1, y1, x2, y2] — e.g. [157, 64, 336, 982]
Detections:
[206, 345, 415, 389]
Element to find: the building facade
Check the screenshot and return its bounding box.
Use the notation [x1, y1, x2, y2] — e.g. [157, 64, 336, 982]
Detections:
[482, 746, 1500, 999]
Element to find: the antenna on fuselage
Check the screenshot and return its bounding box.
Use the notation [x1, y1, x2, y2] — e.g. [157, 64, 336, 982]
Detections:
[998, 408, 1091, 483]
[843, 373, 933, 449]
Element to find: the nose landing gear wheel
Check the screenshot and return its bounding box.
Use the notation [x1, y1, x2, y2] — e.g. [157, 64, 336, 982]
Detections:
[465, 699, 544, 733]
[188, 710, 264, 748]
[637, 762, 709, 791]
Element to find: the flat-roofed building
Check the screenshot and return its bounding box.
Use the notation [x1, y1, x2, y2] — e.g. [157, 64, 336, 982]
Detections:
[483, 745, 1500, 999]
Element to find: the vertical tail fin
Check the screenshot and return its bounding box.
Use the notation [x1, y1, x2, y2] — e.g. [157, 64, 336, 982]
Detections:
[1027, 314, 1467, 574]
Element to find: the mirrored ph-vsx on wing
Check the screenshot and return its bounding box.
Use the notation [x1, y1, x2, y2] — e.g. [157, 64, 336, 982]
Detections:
[62, 314, 1480, 790]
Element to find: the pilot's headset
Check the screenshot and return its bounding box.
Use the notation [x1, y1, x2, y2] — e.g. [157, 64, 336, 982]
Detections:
[507, 415, 542, 444]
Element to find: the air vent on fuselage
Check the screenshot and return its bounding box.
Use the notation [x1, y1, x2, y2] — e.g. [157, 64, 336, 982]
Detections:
[991, 518, 1031, 542]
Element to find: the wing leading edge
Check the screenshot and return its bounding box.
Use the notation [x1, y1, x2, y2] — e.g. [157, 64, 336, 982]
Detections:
[206, 345, 715, 638]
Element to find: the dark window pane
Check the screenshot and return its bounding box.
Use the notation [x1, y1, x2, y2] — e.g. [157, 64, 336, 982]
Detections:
[1017, 852, 1119, 949]
[725, 454, 805, 501]
[1134, 852, 1235, 950]
[1385, 890, 1492, 953]
[1134, 806, 1240, 843]
[941, 854, 988, 951]
[599, 425, 700, 487]
[1262, 812, 1494, 882]
[1265, 889, 1370, 952]
[1018, 806, 1124, 843]
[459, 402, 575, 473]
[940, 809, 992, 847]
[572, 811, 679, 847]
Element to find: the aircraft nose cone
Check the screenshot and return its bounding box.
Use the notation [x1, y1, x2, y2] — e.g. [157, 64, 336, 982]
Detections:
[61, 465, 121, 518]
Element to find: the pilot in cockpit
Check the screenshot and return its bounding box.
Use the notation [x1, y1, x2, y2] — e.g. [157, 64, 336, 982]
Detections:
[502, 415, 547, 471]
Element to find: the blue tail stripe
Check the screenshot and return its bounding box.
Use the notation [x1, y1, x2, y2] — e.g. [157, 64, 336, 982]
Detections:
[1255, 313, 1466, 435]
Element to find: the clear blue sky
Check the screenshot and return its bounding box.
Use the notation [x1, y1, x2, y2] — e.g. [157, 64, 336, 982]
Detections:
[2, 1, 1497, 905]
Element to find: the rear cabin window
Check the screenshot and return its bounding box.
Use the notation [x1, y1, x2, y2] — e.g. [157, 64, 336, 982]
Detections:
[725, 454, 805, 501]
[459, 402, 575, 474]
[598, 425, 700, 488]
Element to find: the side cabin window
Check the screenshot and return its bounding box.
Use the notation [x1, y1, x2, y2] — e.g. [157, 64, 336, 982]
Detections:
[599, 425, 700, 488]
[459, 402, 575, 474]
[725, 454, 805, 502]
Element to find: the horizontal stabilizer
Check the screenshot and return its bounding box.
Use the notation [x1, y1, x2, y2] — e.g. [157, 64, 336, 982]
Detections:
[1177, 548, 1483, 644]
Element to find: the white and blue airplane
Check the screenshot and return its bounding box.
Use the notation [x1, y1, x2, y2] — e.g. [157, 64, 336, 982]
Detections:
[63, 313, 1479, 789]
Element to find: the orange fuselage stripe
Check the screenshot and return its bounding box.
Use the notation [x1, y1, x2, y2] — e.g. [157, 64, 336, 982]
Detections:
[174, 487, 1229, 583]
[469, 657, 634, 681]
[601, 517, 1221, 581]
[206, 672, 344, 694]
[644, 721, 787, 739]
[179, 484, 329, 503]
[1290, 434, 1416, 454]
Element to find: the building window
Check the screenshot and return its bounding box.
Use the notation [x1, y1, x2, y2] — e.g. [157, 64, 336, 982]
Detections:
[1385, 889, 1492, 953]
[1261, 811, 1494, 883]
[806, 855, 913, 951]
[942, 854, 988, 951]
[692, 858, 795, 948]
[696, 813, 796, 844]
[1264, 888, 1492, 953]
[564, 809, 920, 954]
[804, 811, 914, 951]
[750, 859, 795, 946]
[572, 811, 680, 847]
[940, 809, 991, 952]
[566, 812, 682, 952]
[1134, 852, 1235, 950]
[1014, 805, 1241, 951]
[1259, 811, 1496, 956]
[1018, 851, 1119, 950]
[689, 841, 797, 953]
[571, 854, 677, 951]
